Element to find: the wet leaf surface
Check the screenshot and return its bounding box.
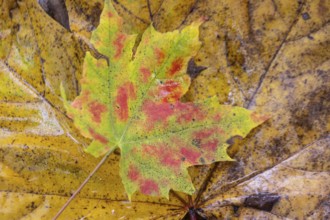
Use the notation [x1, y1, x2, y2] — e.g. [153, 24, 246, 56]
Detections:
[0, 0, 329, 219]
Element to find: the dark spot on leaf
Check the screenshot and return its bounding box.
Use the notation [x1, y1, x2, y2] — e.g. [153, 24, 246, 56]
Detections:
[244, 193, 280, 212]
[302, 12, 310, 20]
[26, 201, 37, 210]
[187, 58, 207, 79]
[192, 139, 201, 148]
[199, 157, 205, 164]
[233, 205, 239, 216]
[307, 35, 314, 40]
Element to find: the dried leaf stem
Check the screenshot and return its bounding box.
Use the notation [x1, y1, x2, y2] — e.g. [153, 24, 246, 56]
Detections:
[53, 147, 116, 220]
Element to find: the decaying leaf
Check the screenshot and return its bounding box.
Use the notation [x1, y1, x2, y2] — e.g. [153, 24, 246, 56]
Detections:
[62, 0, 268, 199]
[201, 137, 330, 219]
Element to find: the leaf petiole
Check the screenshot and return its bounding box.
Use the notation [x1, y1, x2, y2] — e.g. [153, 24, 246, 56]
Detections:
[52, 147, 117, 220]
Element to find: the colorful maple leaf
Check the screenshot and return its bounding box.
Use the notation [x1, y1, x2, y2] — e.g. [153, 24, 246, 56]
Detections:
[61, 0, 268, 199]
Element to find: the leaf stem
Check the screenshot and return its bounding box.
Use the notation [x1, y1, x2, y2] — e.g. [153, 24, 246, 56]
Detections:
[52, 147, 116, 220]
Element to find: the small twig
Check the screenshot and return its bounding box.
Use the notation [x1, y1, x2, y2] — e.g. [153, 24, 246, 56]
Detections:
[146, 0, 153, 21]
[52, 147, 116, 220]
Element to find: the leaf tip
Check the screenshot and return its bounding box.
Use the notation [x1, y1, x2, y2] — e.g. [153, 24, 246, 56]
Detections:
[251, 112, 271, 125]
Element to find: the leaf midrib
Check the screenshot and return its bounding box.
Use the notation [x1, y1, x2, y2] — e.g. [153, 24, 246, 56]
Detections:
[122, 121, 221, 145]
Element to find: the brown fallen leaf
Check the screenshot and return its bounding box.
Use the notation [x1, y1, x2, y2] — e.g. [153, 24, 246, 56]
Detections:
[201, 137, 330, 219]
[0, 0, 329, 219]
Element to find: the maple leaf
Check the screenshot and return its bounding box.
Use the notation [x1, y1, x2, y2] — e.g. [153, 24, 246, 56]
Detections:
[62, 0, 268, 199]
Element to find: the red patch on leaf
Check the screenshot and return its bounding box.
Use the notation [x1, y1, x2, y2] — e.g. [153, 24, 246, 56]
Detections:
[201, 139, 219, 151]
[168, 58, 183, 76]
[142, 144, 180, 168]
[113, 33, 126, 59]
[128, 165, 140, 181]
[180, 147, 201, 164]
[140, 179, 159, 195]
[72, 90, 90, 109]
[213, 113, 222, 121]
[140, 67, 151, 83]
[154, 48, 165, 64]
[88, 101, 107, 123]
[107, 12, 113, 17]
[161, 155, 181, 168]
[175, 103, 205, 124]
[115, 82, 136, 121]
[158, 80, 182, 103]
[194, 128, 217, 139]
[88, 128, 108, 144]
[142, 101, 174, 125]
